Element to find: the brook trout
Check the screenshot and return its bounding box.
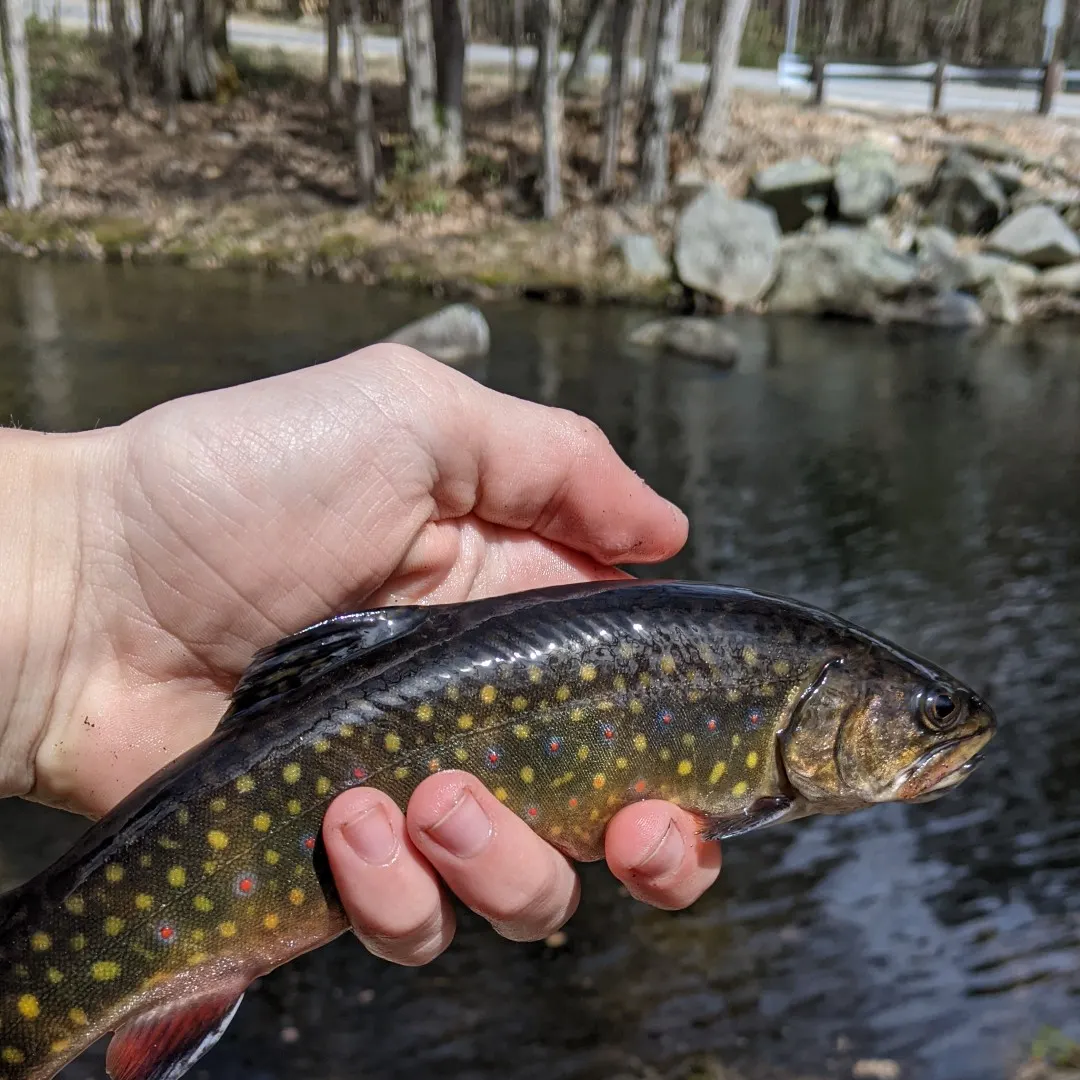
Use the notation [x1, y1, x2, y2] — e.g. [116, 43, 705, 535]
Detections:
[0, 580, 995, 1080]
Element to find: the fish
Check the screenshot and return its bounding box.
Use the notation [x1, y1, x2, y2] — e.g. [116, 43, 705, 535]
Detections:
[0, 579, 996, 1080]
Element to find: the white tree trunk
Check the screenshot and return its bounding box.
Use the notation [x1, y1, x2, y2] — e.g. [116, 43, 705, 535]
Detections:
[434, 0, 468, 173]
[694, 0, 752, 160]
[346, 0, 377, 202]
[5, 0, 40, 208]
[599, 0, 642, 192]
[508, 0, 524, 184]
[564, 0, 612, 95]
[538, 0, 563, 218]
[0, 9, 20, 208]
[636, 0, 684, 203]
[110, 0, 138, 107]
[400, 0, 440, 155]
[326, 0, 344, 114]
[825, 0, 846, 51]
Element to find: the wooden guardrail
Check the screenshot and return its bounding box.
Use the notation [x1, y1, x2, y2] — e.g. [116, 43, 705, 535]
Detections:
[777, 53, 1078, 115]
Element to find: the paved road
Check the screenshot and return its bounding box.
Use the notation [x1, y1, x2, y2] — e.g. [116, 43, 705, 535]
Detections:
[49, 0, 1080, 119]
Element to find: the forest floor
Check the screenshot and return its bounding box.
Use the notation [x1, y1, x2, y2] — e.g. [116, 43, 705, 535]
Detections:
[4, 25, 1080, 307]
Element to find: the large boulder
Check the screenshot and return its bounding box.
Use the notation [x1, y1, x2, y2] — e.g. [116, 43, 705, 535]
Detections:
[747, 158, 833, 233]
[626, 317, 739, 366]
[985, 205, 1080, 268]
[980, 276, 1022, 324]
[610, 234, 670, 282]
[832, 141, 898, 222]
[766, 226, 919, 319]
[958, 252, 1039, 293]
[926, 151, 1008, 235]
[674, 185, 781, 306]
[914, 225, 965, 288]
[1035, 262, 1080, 294]
[384, 303, 491, 364]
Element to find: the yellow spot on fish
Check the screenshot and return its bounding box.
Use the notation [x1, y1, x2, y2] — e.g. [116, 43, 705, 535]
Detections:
[660, 748, 671, 761]
[263, 913, 280, 931]
[732, 734, 741, 748]
[203, 861, 218, 875]
[570, 708, 584, 723]
[69, 934, 86, 951]
[638, 672, 652, 688]
[207, 830, 229, 852]
[677, 759, 693, 776]
[550, 824, 563, 837]
[104, 916, 125, 936]
[176, 807, 190, 826]
[339, 723, 354, 738]
[551, 772, 574, 788]
[613, 674, 626, 691]
[746, 751, 759, 769]
[105, 864, 124, 883]
[615, 756, 628, 770]
[313, 738, 331, 753]
[511, 695, 527, 712]
[140, 854, 153, 868]
[660, 655, 676, 675]
[287, 799, 302, 815]
[394, 766, 409, 780]
[253, 813, 271, 833]
[457, 714, 474, 731]
[445, 685, 460, 702]
[480, 685, 497, 704]
[513, 723, 530, 739]
[494, 787, 508, 802]
[289, 888, 305, 906]
[168, 866, 187, 888]
[592, 773, 606, 790]
[91, 961, 120, 982]
[2, 1049, 25, 1065]
[188, 952, 208, 966]
[682, 733, 695, 748]
[556, 685, 571, 702]
[629, 699, 644, 715]
[417, 703, 434, 722]
[773, 659, 791, 677]
[580, 663, 597, 682]
[590, 809, 601, 822]
[742, 646, 757, 667]
[529, 665, 542, 684]
[282, 763, 302, 785]
[64, 896, 85, 916]
[210, 798, 227, 813]
[236, 775, 255, 794]
[316, 776, 332, 796]
[265, 850, 280, 866]
[193, 896, 213, 914]
[428, 758, 440, 773]
[219, 921, 237, 938]
[577, 745, 589, 761]
[51, 1038, 71, 1054]
[732, 781, 748, 797]
[761, 683, 776, 698]
[597, 700, 614, 711]
[688, 690, 703, 703]
[30, 932, 51, 952]
[633, 733, 647, 752]
[726, 688, 741, 702]
[454, 747, 469, 763]
[191, 930, 205, 943]
[384, 732, 402, 752]
[46, 968, 64, 985]
[520, 765, 535, 784]
[17, 995, 40, 1019]
[69, 1008, 88, 1026]
[158, 837, 180, 850]
[135, 894, 153, 911]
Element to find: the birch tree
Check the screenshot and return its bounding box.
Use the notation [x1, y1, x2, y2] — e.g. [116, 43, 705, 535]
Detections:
[326, 0, 344, 113]
[111, 0, 137, 107]
[1, 0, 40, 208]
[538, 0, 563, 218]
[694, 0, 752, 160]
[400, 0, 440, 156]
[0, 20, 19, 208]
[434, 0, 468, 173]
[636, 0, 684, 203]
[139, 0, 226, 101]
[564, 0, 612, 95]
[599, 0, 642, 192]
[346, 0, 378, 202]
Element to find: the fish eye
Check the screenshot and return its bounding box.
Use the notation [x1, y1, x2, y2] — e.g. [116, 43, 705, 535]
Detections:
[920, 687, 963, 731]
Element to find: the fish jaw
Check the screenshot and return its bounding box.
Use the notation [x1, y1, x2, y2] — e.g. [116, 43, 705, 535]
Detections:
[891, 725, 995, 803]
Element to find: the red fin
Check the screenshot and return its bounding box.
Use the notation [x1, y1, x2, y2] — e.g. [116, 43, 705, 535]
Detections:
[106, 989, 246, 1080]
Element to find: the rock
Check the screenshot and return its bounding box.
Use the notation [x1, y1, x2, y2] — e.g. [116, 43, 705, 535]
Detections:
[747, 157, 834, 233]
[852, 1061, 901, 1080]
[896, 162, 935, 196]
[384, 303, 491, 364]
[1034, 262, 1080, 293]
[926, 151, 1008, 235]
[1064, 203, 1080, 233]
[880, 290, 987, 330]
[832, 141, 898, 222]
[986, 205, 1080, 267]
[990, 161, 1025, 197]
[674, 185, 781, 306]
[766, 226, 919, 319]
[980, 275, 1021, 324]
[914, 225, 964, 287]
[958, 252, 1039, 293]
[610, 234, 670, 282]
[627, 317, 739, 366]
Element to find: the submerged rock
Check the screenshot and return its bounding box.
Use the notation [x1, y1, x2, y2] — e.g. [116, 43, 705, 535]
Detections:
[748, 157, 834, 233]
[832, 141, 898, 222]
[926, 151, 1008, 235]
[627, 317, 739, 366]
[384, 303, 491, 364]
[674, 185, 780, 306]
[986, 205, 1080, 268]
[880, 290, 987, 330]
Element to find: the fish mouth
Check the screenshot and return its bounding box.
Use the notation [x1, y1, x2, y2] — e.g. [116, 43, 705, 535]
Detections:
[892, 733, 992, 803]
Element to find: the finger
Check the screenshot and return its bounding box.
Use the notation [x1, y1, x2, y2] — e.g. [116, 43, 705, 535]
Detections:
[324, 787, 456, 966]
[405, 771, 581, 942]
[604, 800, 721, 910]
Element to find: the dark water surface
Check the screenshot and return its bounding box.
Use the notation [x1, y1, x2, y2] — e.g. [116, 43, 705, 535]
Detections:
[1, 259, 1078, 1080]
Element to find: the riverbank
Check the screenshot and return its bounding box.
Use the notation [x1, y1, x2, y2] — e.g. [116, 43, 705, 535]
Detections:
[5, 27, 1080, 323]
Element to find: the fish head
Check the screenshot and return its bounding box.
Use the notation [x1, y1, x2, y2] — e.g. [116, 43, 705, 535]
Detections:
[779, 650, 996, 811]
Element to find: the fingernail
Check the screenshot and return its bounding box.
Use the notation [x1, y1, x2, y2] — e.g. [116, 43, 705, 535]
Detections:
[341, 805, 398, 866]
[632, 821, 685, 880]
[424, 791, 492, 859]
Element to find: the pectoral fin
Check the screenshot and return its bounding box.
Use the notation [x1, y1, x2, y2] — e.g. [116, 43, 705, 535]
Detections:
[700, 794, 795, 840]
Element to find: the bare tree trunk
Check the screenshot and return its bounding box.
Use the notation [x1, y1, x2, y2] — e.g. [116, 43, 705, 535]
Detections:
[538, 0, 563, 218]
[638, 0, 662, 103]
[637, 0, 684, 202]
[599, 0, 640, 192]
[0, 6, 20, 208]
[140, 0, 225, 100]
[694, 0, 751, 160]
[508, 0, 523, 184]
[162, 4, 181, 133]
[434, 0, 468, 173]
[875, 0, 894, 56]
[346, 0, 377, 202]
[564, 0, 611, 94]
[110, 0, 138, 107]
[140, 0, 169, 80]
[90, 0, 100, 34]
[626, 0, 648, 90]
[326, 0, 344, 113]
[824, 0, 845, 51]
[180, 0, 216, 99]
[957, 0, 981, 62]
[6, 0, 40, 207]
[400, 0, 440, 155]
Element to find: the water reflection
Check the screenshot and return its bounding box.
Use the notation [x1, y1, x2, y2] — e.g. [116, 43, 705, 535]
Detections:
[0, 259, 1078, 1080]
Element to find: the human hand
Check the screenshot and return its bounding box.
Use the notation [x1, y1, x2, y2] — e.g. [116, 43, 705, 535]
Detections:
[1, 343, 720, 962]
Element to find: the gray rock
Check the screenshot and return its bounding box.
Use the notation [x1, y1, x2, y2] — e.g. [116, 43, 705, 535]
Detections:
[384, 303, 491, 364]
[674, 185, 781, 306]
[926, 151, 1008, 235]
[959, 252, 1039, 293]
[610, 234, 670, 282]
[1064, 202, 1080, 233]
[990, 161, 1026, 197]
[766, 226, 920, 319]
[896, 162, 935, 196]
[986, 205, 1080, 267]
[880, 290, 987, 330]
[980, 276, 1022, 324]
[832, 141, 898, 222]
[914, 225, 964, 287]
[747, 158, 833, 233]
[626, 317, 739, 366]
[1034, 261, 1080, 293]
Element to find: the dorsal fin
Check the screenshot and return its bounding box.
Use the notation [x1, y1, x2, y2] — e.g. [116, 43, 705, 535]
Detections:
[219, 607, 431, 729]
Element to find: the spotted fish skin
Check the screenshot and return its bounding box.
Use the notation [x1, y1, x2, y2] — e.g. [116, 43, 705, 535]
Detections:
[0, 580, 996, 1080]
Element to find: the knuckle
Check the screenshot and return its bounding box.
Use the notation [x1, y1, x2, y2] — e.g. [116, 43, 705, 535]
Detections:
[354, 905, 453, 967]
[487, 858, 577, 942]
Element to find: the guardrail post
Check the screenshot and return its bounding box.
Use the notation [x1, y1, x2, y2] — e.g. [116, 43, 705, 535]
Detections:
[811, 54, 826, 105]
[1039, 58, 1064, 114]
[931, 54, 947, 113]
